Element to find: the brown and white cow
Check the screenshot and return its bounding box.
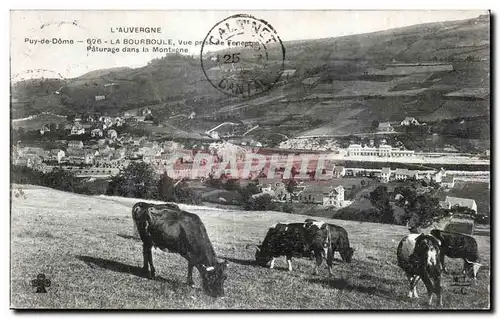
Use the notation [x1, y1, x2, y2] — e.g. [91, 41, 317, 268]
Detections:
[132, 202, 228, 297]
[397, 233, 443, 307]
[255, 221, 333, 275]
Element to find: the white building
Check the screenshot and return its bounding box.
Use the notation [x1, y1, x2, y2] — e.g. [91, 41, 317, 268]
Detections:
[49, 149, 65, 163]
[323, 185, 351, 208]
[347, 144, 414, 157]
[70, 123, 85, 135]
[381, 167, 391, 183]
[443, 196, 477, 214]
[91, 128, 104, 138]
[107, 129, 118, 140]
[401, 117, 420, 126]
[378, 122, 394, 132]
[333, 166, 346, 178]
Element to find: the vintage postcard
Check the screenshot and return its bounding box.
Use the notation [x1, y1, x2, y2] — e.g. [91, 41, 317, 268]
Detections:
[10, 10, 490, 310]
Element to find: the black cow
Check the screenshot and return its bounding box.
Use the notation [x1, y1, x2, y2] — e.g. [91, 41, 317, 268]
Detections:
[397, 233, 443, 307]
[255, 221, 333, 275]
[430, 229, 482, 279]
[304, 219, 354, 263]
[132, 202, 228, 297]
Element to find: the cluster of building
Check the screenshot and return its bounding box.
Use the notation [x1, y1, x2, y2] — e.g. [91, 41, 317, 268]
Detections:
[278, 138, 339, 151]
[42, 107, 155, 138]
[259, 180, 351, 209]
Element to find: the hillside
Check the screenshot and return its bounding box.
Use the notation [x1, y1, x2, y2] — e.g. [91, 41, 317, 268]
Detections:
[11, 15, 490, 137]
[11, 185, 490, 309]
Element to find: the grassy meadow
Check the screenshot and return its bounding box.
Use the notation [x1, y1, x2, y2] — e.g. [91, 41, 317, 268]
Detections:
[10, 184, 490, 310]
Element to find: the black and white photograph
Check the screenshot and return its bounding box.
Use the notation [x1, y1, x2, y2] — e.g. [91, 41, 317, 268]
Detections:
[9, 9, 491, 310]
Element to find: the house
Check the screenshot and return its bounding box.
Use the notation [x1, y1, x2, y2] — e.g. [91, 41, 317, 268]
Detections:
[377, 122, 394, 132]
[115, 117, 123, 127]
[99, 116, 113, 127]
[49, 149, 65, 163]
[394, 168, 410, 180]
[301, 77, 321, 87]
[14, 155, 42, 168]
[432, 168, 446, 183]
[39, 125, 50, 136]
[297, 187, 323, 204]
[333, 166, 346, 178]
[323, 186, 351, 208]
[107, 129, 118, 140]
[441, 175, 456, 188]
[67, 141, 84, 149]
[95, 95, 106, 101]
[443, 196, 478, 214]
[20, 147, 47, 157]
[91, 128, 103, 138]
[70, 123, 85, 135]
[381, 167, 391, 183]
[400, 117, 420, 126]
[280, 69, 296, 83]
[208, 131, 220, 139]
[188, 112, 196, 119]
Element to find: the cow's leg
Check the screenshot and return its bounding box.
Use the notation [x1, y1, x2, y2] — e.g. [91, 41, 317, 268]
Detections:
[142, 243, 151, 276]
[269, 257, 276, 269]
[436, 278, 443, 307]
[421, 273, 436, 306]
[326, 247, 334, 276]
[286, 256, 293, 272]
[440, 253, 447, 273]
[187, 262, 195, 287]
[146, 244, 155, 278]
[406, 274, 414, 298]
[409, 275, 420, 299]
[312, 251, 323, 275]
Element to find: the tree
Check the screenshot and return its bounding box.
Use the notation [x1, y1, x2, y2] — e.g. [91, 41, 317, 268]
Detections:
[157, 172, 176, 201]
[371, 120, 379, 130]
[238, 181, 261, 202]
[244, 193, 276, 211]
[111, 162, 158, 199]
[48, 123, 58, 132]
[285, 179, 298, 202]
[404, 192, 444, 229]
[369, 186, 394, 224]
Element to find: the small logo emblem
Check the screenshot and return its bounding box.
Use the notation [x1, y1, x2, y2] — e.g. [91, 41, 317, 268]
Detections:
[31, 273, 51, 293]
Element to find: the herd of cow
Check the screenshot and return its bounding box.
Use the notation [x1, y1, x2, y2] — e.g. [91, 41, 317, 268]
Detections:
[131, 202, 483, 307]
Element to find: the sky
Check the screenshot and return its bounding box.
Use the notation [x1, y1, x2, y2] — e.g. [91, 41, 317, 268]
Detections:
[10, 10, 487, 80]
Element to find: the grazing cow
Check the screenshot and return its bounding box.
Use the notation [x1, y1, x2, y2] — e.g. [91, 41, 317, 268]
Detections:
[132, 202, 228, 297]
[430, 229, 482, 279]
[397, 233, 443, 306]
[304, 219, 354, 263]
[255, 221, 333, 275]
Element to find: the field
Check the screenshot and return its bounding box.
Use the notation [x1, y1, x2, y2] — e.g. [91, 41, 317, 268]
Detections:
[11, 184, 490, 310]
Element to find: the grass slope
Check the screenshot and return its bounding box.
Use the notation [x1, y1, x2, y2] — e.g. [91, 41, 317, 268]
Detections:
[10, 184, 490, 309]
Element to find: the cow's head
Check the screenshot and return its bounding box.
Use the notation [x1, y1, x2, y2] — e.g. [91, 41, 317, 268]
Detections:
[255, 245, 272, 267]
[200, 260, 228, 297]
[412, 234, 442, 268]
[464, 259, 482, 279]
[343, 247, 355, 263]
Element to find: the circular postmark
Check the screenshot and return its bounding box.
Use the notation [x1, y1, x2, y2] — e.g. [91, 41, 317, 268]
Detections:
[200, 14, 285, 98]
